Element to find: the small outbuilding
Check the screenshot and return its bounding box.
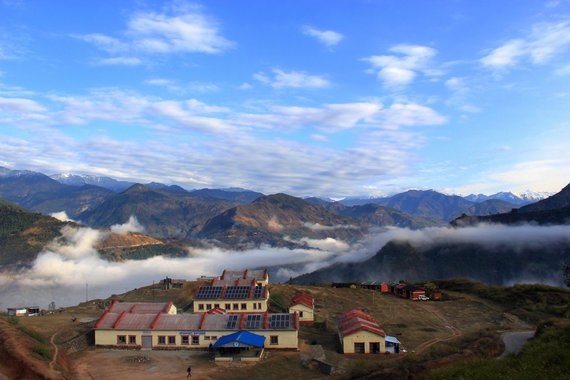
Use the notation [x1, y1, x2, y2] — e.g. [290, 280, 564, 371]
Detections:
[337, 309, 386, 354]
[289, 293, 314, 324]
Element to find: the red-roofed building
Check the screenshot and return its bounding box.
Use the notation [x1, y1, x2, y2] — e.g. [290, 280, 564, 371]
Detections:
[288, 293, 314, 324]
[337, 309, 386, 354]
[94, 304, 298, 350]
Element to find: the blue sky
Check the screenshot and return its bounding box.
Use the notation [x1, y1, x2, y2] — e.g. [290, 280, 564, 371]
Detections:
[0, 0, 569, 197]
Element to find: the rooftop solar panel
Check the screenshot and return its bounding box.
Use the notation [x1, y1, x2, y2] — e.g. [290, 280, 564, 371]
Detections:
[269, 314, 291, 329]
[195, 286, 223, 299]
[245, 314, 262, 329]
[226, 315, 239, 329]
[253, 286, 264, 299]
[224, 286, 250, 299]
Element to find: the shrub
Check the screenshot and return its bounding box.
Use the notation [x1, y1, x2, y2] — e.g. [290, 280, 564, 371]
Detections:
[32, 346, 51, 361]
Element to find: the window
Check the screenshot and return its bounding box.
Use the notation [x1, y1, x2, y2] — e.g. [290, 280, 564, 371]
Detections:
[214, 304, 220, 308]
[128, 335, 136, 344]
[211, 336, 217, 340]
[299, 311, 304, 318]
[204, 336, 210, 340]
[253, 303, 257, 310]
[241, 303, 247, 310]
[117, 335, 126, 344]
[158, 336, 166, 345]
[206, 304, 212, 310]
[354, 342, 365, 354]
[181, 336, 189, 345]
[168, 336, 176, 345]
[198, 304, 204, 310]
[192, 336, 199, 345]
[233, 303, 239, 310]
[258, 303, 262, 309]
[225, 303, 231, 310]
[270, 335, 278, 345]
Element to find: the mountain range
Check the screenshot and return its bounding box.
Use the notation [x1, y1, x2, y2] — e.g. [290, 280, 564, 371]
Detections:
[294, 183, 570, 286]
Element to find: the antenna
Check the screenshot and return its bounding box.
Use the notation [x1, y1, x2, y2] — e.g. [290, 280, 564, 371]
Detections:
[86, 283, 89, 303]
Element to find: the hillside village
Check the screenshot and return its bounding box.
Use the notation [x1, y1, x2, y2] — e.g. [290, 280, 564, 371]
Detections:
[2, 270, 570, 379]
[93, 269, 403, 360]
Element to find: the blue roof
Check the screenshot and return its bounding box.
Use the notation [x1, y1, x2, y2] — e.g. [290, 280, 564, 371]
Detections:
[212, 331, 266, 348]
[385, 336, 401, 344]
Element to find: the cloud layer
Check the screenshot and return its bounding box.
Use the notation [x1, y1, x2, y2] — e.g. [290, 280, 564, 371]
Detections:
[2, 218, 568, 309]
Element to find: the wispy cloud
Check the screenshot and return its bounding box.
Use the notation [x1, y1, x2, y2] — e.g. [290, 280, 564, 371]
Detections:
[302, 26, 344, 48]
[363, 44, 440, 87]
[253, 69, 330, 89]
[75, 6, 233, 63]
[481, 21, 570, 70]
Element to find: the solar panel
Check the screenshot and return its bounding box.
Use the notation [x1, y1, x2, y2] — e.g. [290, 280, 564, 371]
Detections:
[196, 286, 223, 299]
[224, 286, 250, 299]
[226, 315, 239, 329]
[245, 314, 262, 329]
[269, 314, 291, 329]
[253, 286, 265, 299]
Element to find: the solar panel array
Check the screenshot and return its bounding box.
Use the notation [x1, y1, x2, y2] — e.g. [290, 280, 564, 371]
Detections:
[226, 315, 239, 329]
[224, 286, 250, 299]
[269, 314, 291, 329]
[253, 286, 265, 299]
[245, 314, 262, 329]
[195, 286, 223, 299]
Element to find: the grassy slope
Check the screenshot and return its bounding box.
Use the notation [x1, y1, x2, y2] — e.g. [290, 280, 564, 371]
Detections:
[0, 200, 67, 266]
[426, 320, 570, 380]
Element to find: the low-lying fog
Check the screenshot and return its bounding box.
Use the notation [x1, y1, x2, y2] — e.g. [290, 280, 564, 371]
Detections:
[1, 215, 569, 309]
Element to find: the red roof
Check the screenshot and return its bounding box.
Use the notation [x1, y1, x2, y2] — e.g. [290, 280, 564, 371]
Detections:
[337, 309, 385, 338]
[207, 307, 227, 315]
[289, 293, 314, 309]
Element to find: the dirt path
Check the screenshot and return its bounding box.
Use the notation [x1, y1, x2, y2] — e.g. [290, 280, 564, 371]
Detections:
[412, 303, 462, 353]
[49, 331, 60, 370]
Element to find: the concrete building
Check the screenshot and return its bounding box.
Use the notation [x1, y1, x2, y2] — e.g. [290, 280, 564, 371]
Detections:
[94, 304, 298, 350]
[192, 278, 269, 314]
[337, 309, 386, 354]
[288, 293, 314, 324]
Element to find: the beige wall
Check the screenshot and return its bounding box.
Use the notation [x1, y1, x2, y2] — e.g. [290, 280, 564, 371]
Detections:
[193, 299, 267, 313]
[167, 305, 177, 315]
[95, 329, 297, 350]
[289, 304, 313, 322]
[341, 330, 385, 354]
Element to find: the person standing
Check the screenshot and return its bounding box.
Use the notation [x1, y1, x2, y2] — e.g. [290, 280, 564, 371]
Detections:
[187, 365, 191, 377]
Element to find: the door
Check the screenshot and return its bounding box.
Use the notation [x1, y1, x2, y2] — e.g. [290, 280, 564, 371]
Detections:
[142, 335, 152, 348]
[370, 342, 380, 354]
[354, 343, 365, 354]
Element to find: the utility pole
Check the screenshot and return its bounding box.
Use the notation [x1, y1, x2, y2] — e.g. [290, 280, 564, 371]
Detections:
[86, 283, 88, 303]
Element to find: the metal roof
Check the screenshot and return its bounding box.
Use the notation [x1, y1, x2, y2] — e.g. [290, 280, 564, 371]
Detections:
[95, 311, 297, 332]
[385, 336, 401, 344]
[109, 301, 173, 314]
[337, 309, 386, 338]
[212, 331, 266, 348]
[289, 293, 314, 309]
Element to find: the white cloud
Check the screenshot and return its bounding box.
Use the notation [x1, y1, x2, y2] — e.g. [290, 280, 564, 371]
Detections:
[254, 69, 330, 89]
[77, 8, 233, 59]
[0, 97, 46, 113]
[110, 215, 145, 234]
[364, 44, 439, 86]
[302, 26, 344, 48]
[97, 57, 142, 66]
[237, 101, 381, 131]
[49, 211, 75, 222]
[481, 21, 570, 69]
[481, 39, 526, 68]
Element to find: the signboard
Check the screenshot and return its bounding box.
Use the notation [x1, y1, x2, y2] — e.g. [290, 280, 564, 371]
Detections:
[179, 331, 206, 336]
